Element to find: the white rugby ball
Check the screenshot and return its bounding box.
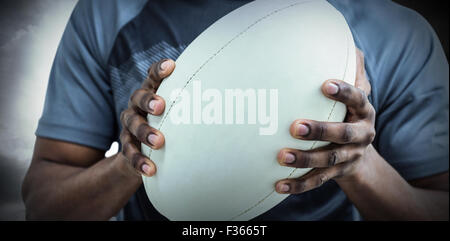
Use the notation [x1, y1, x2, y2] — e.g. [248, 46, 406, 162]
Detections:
[142, 0, 356, 221]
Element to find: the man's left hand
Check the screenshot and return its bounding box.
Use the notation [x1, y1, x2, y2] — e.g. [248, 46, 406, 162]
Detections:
[276, 49, 376, 194]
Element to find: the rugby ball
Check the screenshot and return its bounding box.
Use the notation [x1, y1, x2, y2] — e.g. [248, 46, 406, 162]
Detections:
[142, 0, 356, 221]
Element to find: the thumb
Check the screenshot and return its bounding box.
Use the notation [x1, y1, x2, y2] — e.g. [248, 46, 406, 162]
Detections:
[354, 48, 371, 96]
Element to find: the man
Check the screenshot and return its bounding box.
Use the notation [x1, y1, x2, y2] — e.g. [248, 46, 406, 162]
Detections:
[22, 0, 448, 220]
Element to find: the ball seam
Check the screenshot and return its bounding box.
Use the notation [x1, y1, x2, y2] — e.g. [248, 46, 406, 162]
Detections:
[147, 0, 349, 221]
[229, 30, 351, 221]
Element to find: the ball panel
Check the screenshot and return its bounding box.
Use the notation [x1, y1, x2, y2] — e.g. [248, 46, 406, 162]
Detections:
[142, 0, 356, 221]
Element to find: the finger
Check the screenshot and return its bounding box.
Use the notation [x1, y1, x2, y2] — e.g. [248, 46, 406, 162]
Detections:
[355, 48, 371, 95]
[129, 88, 166, 115]
[144, 59, 175, 90]
[275, 167, 341, 194]
[277, 145, 364, 168]
[321, 79, 374, 118]
[120, 109, 165, 149]
[290, 119, 376, 144]
[119, 129, 156, 177]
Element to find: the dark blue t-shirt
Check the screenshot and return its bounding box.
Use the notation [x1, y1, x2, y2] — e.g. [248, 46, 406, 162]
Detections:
[36, 0, 449, 220]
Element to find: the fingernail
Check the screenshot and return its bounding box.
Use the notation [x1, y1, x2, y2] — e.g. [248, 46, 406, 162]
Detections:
[141, 164, 153, 175]
[278, 183, 290, 192]
[160, 60, 170, 71]
[284, 153, 295, 164]
[295, 123, 310, 136]
[148, 134, 159, 146]
[149, 100, 157, 112]
[326, 82, 339, 95]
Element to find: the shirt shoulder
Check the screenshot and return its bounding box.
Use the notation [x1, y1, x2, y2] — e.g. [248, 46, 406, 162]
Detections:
[35, 0, 149, 150]
[329, 0, 445, 109]
[69, 0, 148, 68]
[329, 0, 432, 47]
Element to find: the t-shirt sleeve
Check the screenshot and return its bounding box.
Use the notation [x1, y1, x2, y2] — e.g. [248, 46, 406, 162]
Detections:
[366, 6, 449, 180]
[35, 2, 118, 151]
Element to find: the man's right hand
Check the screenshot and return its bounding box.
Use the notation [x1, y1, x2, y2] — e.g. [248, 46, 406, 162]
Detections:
[119, 59, 175, 177]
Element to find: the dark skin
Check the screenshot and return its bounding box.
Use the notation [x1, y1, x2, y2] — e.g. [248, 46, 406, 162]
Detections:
[274, 50, 448, 220]
[21, 60, 174, 220]
[22, 51, 448, 220]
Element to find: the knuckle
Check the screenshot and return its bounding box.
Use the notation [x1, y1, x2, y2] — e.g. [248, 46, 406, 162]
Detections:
[367, 105, 376, 121]
[119, 130, 128, 142]
[338, 83, 352, 102]
[131, 153, 143, 170]
[342, 125, 354, 143]
[130, 89, 141, 103]
[130, 89, 145, 104]
[141, 75, 155, 89]
[311, 122, 326, 140]
[317, 174, 329, 186]
[365, 128, 376, 145]
[127, 99, 134, 109]
[120, 110, 129, 125]
[147, 80, 156, 91]
[371, 128, 376, 140]
[122, 142, 133, 157]
[358, 89, 368, 108]
[299, 152, 312, 168]
[136, 123, 151, 143]
[328, 150, 338, 166]
[140, 92, 154, 112]
[149, 68, 159, 81]
[120, 111, 126, 124]
[318, 123, 326, 140]
[292, 181, 306, 194]
[352, 150, 363, 161]
[125, 113, 139, 128]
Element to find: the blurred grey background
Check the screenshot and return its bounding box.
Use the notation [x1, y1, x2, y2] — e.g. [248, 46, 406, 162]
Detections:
[0, 0, 78, 220]
[0, 0, 448, 221]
